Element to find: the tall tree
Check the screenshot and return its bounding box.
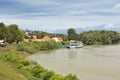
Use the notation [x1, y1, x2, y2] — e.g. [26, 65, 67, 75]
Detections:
[7, 24, 24, 43]
[67, 28, 78, 40]
[0, 22, 8, 40]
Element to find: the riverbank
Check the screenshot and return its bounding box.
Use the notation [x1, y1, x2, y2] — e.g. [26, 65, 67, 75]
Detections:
[0, 44, 79, 80]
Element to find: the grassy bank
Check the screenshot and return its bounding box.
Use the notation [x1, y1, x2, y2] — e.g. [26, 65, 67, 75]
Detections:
[0, 59, 27, 80]
[0, 44, 79, 80]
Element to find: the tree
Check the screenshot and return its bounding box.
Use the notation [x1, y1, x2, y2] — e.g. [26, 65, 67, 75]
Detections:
[7, 24, 24, 43]
[79, 30, 120, 45]
[67, 28, 78, 40]
[0, 22, 8, 40]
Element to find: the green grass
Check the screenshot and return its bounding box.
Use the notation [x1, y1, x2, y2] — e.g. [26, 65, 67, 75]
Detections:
[0, 60, 28, 80]
[0, 44, 17, 53]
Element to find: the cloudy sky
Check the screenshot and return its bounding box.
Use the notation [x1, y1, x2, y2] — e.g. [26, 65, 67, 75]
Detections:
[0, 0, 120, 32]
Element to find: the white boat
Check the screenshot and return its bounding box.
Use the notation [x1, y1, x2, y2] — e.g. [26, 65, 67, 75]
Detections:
[66, 41, 83, 49]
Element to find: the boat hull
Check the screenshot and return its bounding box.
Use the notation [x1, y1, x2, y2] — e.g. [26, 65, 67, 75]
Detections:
[66, 44, 83, 49]
[66, 41, 83, 49]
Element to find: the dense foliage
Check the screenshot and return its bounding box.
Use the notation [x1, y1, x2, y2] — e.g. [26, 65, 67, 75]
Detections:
[17, 41, 59, 53]
[0, 22, 24, 43]
[0, 50, 79, 80]
[79, 30, 120, 45]
[67, 28, 78, 40]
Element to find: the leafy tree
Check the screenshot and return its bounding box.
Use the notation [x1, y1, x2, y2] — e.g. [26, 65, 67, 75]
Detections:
[0, 22, 8, 40]
[7, 24, 24, 43]
[67, 28, 78, 40]
[79, 30, 120, 45]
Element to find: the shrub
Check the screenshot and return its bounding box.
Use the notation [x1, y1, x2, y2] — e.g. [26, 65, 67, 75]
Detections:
[17, 41, 59, 53]
[40, 71, 55, 80]
[17, 42, 37, 53]
[64, 74, 79, 80]
[17, 63, 24, 69]
[19, 60, 30, 66]
[49, 74, 64, 80]
[30, 64, 45, 78]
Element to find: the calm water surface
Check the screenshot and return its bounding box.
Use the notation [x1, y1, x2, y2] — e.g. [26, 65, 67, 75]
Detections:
[28, 44, 120, 80]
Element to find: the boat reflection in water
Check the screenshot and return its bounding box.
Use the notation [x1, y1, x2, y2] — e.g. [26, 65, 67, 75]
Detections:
[66, 41, 83, 49]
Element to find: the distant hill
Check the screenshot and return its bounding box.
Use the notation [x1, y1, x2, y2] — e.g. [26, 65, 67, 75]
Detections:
[54, 24, 120, 34]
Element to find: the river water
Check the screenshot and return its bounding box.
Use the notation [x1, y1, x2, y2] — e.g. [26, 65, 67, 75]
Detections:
[28, 44, 120, 80]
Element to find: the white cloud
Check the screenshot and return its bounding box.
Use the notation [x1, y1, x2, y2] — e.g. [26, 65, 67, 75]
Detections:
[114, 4, 120, 9]
[104, 24, 114, 28]
[0, 0, 120, 32]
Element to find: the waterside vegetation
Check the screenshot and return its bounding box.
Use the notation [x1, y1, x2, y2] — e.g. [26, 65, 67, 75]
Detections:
[17, 41, 59, 53]
[0, 49, 79, 80]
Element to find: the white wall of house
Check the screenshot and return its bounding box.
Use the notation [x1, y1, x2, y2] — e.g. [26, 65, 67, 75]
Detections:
[52, 37, 59, 42]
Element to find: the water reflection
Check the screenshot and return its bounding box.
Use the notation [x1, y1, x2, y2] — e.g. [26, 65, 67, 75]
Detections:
[68, 49, 77, 59]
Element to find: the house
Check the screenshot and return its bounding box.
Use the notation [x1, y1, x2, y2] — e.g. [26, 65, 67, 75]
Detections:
[52, 37, 63, 42]
[57, 37, 63, 42]
[32, 35, 37, 39]
[41, 36, 53, 41]
[23, 35, 63, 42]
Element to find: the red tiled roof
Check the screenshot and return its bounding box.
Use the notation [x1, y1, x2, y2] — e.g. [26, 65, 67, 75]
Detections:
[42, 36, 53, 41]
[57, 37, 63, 41]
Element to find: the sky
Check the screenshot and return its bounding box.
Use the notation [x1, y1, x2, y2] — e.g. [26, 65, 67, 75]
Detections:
[0, 0, 120, 32]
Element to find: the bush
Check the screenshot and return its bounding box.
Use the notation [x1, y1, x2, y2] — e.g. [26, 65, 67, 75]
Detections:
[17, 42, 37, 53]
[17, 41, 59, 53]
[64, 74, 79, 80]
[40, 71, 55, 80]
[17, 63, 24, 69]
[30, 64, 45, 78]
[49, 74, 64, 80]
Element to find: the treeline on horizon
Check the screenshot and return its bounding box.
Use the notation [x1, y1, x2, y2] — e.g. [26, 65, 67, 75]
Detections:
[0, 22, 120, 45]
[67, 28, 120, 45]
[79, 30, 120, 45]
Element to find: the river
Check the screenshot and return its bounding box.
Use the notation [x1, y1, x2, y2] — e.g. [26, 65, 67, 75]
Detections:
[28, 44, 120, 80]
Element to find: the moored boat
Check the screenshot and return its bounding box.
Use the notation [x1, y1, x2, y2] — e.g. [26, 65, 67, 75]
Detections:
[66, 41, 83, 49]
